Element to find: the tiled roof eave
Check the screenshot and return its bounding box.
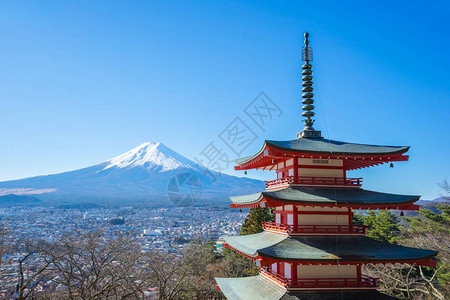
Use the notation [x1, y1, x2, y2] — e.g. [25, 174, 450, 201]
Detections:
[235, 139, 410, 167]
[266, 141, 410, 157]
[224, 233, 438, 267]
[230, 187, 421, 209]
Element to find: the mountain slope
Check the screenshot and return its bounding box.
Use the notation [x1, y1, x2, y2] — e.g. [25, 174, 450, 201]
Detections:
[0, 142, 264, 206]
[0, 194, 41, 206]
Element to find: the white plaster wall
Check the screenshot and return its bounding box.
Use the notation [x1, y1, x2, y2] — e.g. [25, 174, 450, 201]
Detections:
[298, 168, 344, 178]
[298, 214, 349, 225]
[298, 158, 343, 167]
[296, 265, 357, 278]
[284, 205, 294, 211]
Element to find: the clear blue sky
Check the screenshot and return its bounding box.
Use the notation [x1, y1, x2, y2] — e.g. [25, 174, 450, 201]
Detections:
[0, 1, 448, 200]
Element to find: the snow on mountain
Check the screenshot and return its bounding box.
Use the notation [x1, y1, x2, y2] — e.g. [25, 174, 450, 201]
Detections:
[0, 142, 264, 206]
[102, 142, 194, 171]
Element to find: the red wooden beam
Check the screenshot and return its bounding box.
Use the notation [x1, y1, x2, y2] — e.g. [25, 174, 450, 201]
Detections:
[256, 257, 437, 267]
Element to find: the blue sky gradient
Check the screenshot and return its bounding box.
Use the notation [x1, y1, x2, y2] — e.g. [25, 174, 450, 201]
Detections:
[0, 1, 448, 199]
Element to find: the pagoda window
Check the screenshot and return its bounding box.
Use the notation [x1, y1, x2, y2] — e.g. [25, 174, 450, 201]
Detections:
[287, 214, 294, 225]
[275, 213, 281, 224]
[288, 168, 294, 176]
[284, 263, 292, 279]
[277, 167, 292, 179]
[271, 262, 277, 273]
[286, 158, 294, 167]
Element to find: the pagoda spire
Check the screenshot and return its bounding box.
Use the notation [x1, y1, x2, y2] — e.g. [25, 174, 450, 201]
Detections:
[297, 32, 322, 139]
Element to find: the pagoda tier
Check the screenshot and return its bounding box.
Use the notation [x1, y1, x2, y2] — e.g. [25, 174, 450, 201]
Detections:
[223, 232, 437, 267]
[235, 139, 409, 171]
[235, 139, 410, 190]
[219, 232, 437, 294]
[229, 187, 420, 210]
[216, 276, 398, 300]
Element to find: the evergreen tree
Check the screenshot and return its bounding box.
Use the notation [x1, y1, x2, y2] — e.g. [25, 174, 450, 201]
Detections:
[239, 207, 274, 235]
[353, 210, 400, 243]
[363, 210, 400, 243]
[400, 204, 450, 294]
[361, 204, 449, 299]
[351, 211, 364, 225]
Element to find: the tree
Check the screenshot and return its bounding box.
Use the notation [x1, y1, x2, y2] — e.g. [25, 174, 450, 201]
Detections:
[180, 241, 218, 295]
[240, 207, 274, 235]
[399, 204, 449, 298]
[146, 250, 191, 300]
[360, 204, 449, 299]
[178, 240, 256, 298]
[10, 240, 56, 300]
[438, 179, 450, 199]
[42, 230, 148, 300]
[217, 247, 258, 277]
[353, 210, 400, 243]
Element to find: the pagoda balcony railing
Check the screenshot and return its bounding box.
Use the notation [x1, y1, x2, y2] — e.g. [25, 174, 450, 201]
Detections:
[260, 268, 378, 290]
[263, 222, 367, 235]
[264, 176, 362, 189]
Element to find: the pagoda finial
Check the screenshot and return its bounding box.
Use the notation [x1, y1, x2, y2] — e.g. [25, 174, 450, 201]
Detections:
[297, 32, 322, 139]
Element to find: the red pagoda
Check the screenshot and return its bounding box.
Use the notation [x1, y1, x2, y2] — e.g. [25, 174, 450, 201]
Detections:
[215, 33, 438, 300]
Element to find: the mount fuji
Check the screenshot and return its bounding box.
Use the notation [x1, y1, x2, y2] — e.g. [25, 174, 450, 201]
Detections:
[0, 142, 264, 206]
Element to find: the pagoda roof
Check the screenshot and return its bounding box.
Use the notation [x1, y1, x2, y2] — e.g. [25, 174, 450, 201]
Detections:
[216, 275, 397, 300]
[216, 275, 286, 300]
[230, 187, 420, 210]
[224, 232, 437, 264]
[235, 138, 410, 170]
[268, 138, 408, 156]
[236, 138, 409, 164]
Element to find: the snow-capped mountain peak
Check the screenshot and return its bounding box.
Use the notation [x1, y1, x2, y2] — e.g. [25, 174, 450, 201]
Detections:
[0, 141, 265, 204]
[103, 142, 193, 171]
